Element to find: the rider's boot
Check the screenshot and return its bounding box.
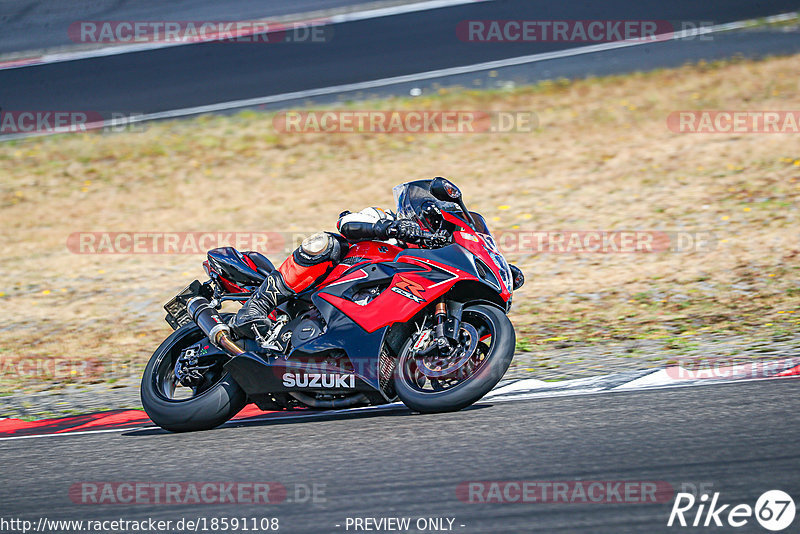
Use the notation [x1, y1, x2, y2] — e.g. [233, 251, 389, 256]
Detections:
[229, 271, 293, 339]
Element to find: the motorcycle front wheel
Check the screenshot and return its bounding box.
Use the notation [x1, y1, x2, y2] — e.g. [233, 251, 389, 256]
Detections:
[394, 303, 515, 413]
[140, 319, 247, 432]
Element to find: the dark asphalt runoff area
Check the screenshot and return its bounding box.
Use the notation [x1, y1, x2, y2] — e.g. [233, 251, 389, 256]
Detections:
[1, 0, 799, 118]
[0, 379, 797, 533]
[0, 0, 393, 55]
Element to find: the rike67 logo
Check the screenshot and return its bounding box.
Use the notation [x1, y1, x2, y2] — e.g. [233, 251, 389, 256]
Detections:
[668, 490, 795, 531]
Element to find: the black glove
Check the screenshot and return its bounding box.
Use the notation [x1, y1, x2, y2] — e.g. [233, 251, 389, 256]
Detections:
[421, 232, 451, 248]
[385, 219, 424, 243]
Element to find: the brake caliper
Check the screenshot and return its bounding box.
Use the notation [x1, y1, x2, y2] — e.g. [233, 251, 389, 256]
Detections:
[174, 343, 211, 387]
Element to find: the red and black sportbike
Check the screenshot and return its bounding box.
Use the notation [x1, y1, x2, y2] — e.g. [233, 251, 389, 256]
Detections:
[141, 178, 524, 432]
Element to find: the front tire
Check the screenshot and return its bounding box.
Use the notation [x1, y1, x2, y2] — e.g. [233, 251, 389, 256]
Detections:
[141, 321, 247, 432]
[394, 303, 515, 413]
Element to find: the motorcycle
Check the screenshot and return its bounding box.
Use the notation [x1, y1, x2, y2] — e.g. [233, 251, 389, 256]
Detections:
[141, 177, 525, 432]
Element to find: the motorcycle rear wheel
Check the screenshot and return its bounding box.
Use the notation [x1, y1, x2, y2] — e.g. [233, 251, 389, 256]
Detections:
[140, 319, 247, 432]
[394, 303, 515, 413]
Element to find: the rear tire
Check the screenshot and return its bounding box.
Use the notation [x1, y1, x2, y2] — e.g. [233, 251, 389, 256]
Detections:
[141, 321, 247, 432]
[394, 303, 515, 413]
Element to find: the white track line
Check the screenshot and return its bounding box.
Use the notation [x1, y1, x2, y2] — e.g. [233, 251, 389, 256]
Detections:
[497, 374, 800, 401]
[0, 426, 145, 442]
[328, 0, 489, 24]
[0, 0, 490, 70]
[1, 11, 797, 142]
[1, 372, 796, 441]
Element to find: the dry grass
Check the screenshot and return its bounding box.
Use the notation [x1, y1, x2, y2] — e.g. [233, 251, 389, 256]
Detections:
[1, 54, 799, 393]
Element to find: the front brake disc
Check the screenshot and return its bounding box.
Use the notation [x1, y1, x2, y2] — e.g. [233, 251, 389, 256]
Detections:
[417, 323, 479, 378]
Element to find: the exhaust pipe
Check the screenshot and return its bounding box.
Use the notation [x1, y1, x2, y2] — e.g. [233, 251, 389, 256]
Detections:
[185, 297, 244, 356]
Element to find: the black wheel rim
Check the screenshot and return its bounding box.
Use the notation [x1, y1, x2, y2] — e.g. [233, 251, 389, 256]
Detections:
[151, 326, 229, 403]
[398, 307, 496, 394]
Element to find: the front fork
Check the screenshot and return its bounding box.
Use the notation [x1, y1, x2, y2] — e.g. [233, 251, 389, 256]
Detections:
[422, 299, 464, 356]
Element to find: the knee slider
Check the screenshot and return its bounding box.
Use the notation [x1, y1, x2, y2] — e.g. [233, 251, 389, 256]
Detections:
[296, 232, 347, 266]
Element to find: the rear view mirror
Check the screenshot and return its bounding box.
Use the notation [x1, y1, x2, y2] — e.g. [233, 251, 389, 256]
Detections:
[431, 176, 461, 201]
[430, 176, 477, 229]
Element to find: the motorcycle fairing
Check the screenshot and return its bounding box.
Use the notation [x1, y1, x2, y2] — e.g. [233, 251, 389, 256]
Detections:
[267, 252, 462, 391]
[317, 241, 403, 288]
[291, 260, 414, 390]
[206, 247, 264, 289]
[224, 353, 375, 396]
[316, 256, 467, 333]
[295, 242, 504, 351]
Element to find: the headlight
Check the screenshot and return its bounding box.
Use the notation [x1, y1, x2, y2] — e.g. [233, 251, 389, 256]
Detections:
[479, 233, 513, 292]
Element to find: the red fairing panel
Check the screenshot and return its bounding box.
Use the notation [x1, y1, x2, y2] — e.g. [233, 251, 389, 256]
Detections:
[219, 277, 246, 293]
[279, 255, 333, 293]
[319, 257, 477, 333]
[452, 232, 512, 302]
[443, 211, 512, 302]
[318, 241, 403, 289]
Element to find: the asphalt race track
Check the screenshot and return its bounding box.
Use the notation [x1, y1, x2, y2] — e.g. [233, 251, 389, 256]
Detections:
[0, 0, 389, 55]
[1, 0, 799, 118]
[2, 2, 800, 532]
[0, 379, 798, 533]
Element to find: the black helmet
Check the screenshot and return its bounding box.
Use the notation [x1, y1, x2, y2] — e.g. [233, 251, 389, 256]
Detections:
[420, 200, 444, 232]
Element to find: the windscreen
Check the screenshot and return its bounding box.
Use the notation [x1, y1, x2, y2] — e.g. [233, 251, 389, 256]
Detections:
[392, 179, 459, 231]
[393, 180, 512, 289]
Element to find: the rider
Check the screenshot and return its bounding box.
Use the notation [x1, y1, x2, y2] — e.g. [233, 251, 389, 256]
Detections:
[229, 207, 427, 339]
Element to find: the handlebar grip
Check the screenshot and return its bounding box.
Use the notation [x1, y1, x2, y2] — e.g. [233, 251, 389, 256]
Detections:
[420, 232, 450, 248]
